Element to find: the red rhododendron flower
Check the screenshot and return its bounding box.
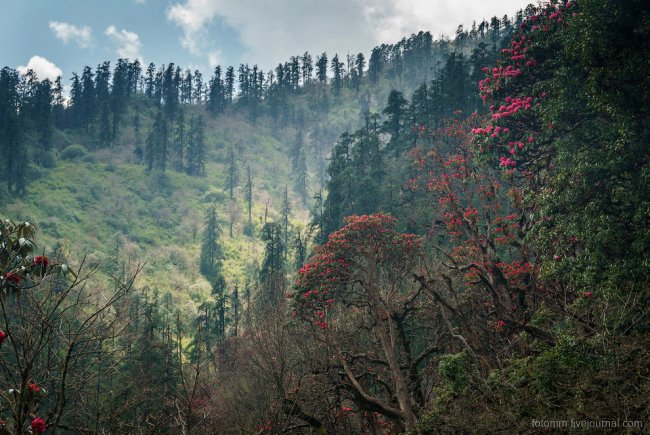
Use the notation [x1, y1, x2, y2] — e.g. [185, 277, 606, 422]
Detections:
[584, 292, 592, 298]
[0, 330, 6, 344]
[28, 382, 40, 393]
[33, 256, 49, 268]
[31, 417, 46, 434]
[3, 272, 21, 285]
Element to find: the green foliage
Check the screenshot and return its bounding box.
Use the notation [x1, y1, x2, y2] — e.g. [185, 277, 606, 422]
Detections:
[437, 352, 468, 395]
[60, 144, 88, 161]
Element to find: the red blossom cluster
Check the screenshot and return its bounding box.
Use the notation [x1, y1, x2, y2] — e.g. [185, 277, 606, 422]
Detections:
[256, 420, 272, 432]
[472, 2, 574, 171]
[31, 417, 46, 434]
[3, 272, 21, 285]
[32, 255, 49, 268]
[495, 261, 534, 289]
[28, 382, 40, 393]
[292, 213, 422, 329]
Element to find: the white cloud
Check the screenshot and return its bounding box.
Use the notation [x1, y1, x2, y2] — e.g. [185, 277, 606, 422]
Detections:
[359, 0, 533, 44]
[17, 56, 63, 82]
[49, 21, 93, 48]
[134, 0, 146, 4]
[167, 0, 531, 70]
[105, 25, 143, 61]
[207, 50, 222, 67]
[167, 0, 222, 58]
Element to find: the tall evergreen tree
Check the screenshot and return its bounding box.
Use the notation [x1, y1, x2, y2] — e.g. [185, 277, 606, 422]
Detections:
[225, 66, 235, 103]
[193, 69, 203, 104]
[200, 204, 223, 283]
[80, 66, 96, 131]
[301, 52, 313, 84]
[225, 146, 238, 199]
[330, 54, 344, 96]
[383, 90, 409, 156]
[259, 222, 285, 304]
[186, 115, 206, 176]
[315, 52, 328, 83]
[145, 62, 155, 98]
[0, 67, 25, 194]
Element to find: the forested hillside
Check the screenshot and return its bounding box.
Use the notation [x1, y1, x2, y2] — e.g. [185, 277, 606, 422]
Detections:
[1, 0, 648, 433]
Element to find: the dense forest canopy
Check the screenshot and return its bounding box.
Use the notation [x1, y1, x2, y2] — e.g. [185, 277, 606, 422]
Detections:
[1, 0, 648, 433]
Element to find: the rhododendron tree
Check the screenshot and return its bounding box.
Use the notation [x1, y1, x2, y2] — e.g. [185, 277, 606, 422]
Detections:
[292, 213, 437, 431]
[407, 114, 555, 369]
[474, 0, 649, 308]
[0, 218, 136, 433]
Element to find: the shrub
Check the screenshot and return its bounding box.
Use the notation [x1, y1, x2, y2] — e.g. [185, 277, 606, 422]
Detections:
[60, 144, 89, 161]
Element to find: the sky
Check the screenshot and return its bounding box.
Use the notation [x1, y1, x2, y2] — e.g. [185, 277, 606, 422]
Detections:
[0, 0, 533, 84]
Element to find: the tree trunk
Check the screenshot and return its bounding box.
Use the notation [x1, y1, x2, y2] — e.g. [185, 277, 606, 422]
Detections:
[368, 285, 418, 432]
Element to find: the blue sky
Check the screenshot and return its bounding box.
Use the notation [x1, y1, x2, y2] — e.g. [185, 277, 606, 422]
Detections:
[1, 0, 532, 85]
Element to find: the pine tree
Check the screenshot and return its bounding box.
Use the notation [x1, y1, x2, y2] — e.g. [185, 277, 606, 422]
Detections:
[301, 52, 313, 84]
[225, 146, 238, 199]
[52, 76, 64, 127]
[331, 54, 344, 96]
[352, 53, 365, 92]
[293, 230, 307, 270]
[193, 70, 203, 104]
[212, 275, 228, 339]
[0, 67, 25, 194]
[207, 65, 224, 115]
[315, 52, 328, 83]
[259, 222, 285, 304]
[145, 62, 155, 98]
[368, 47, 384, 83]
[80, 66, 96, 131]
[95, 61, 112, 147]
[383, 90, 408, 156]
[181, 68, 192, 104]
[186, 115, 206, 176]
[32, 78, 53, 162]
[162, 63, 180, 118]
[200, 204, 223, 283]
[69, 72, 82, 128]
[225, 66, 235, 103]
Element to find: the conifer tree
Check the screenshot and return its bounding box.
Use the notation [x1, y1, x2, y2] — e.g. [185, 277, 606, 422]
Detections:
[145, 62, 155, 98]
[301, 52, 313, 84]
[330, 54, 344, 96]
[192, 70, 203, 104]
[259, 222, 285, 304]
[200, 204, 223, 283]
[315, 52, 328, 83]
[225, 66, 235, 103]
[225, 146, 238, 199]
[383, 90, 408, 156]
